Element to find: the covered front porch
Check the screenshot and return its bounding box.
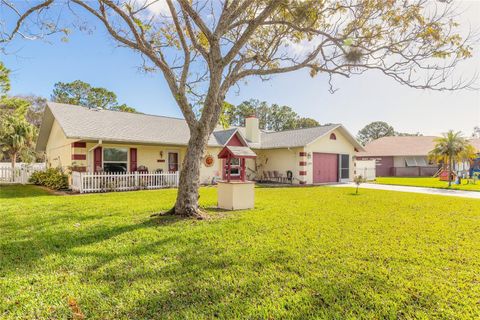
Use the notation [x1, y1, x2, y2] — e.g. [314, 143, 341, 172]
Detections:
[70, 141, 186, 174]
[67, 141, 185, 193]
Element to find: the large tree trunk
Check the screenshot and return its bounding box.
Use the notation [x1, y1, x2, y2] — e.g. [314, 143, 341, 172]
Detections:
[171, 125, 210, 218]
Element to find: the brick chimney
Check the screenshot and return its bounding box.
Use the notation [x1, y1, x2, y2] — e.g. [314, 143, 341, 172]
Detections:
[245, 115, 260, 143]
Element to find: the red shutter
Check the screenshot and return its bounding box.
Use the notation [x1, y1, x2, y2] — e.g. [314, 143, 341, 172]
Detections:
[94, 147, 102, 172]
[130, 148, 137, 172]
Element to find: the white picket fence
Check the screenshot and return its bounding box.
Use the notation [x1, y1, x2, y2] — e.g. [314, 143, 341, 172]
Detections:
[0, 165, 45, 184]
[71, 171, 180, 193]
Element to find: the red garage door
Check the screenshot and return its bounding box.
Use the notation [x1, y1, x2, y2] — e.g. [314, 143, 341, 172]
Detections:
[313, 153, 338, 183]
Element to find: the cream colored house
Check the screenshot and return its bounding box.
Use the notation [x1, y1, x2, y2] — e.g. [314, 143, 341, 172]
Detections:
[36, 102, 364, 185]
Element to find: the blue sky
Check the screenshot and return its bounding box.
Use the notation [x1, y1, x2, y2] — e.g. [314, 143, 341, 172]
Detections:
[2, 1, 479, 136]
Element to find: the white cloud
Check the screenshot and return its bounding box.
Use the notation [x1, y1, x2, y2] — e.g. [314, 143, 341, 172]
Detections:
[132, 0, 170, 16]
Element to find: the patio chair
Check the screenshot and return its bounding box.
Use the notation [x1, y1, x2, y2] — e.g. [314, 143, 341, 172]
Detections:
[286, 170, 293, 184]
[273, 170, 284, 183]
[137, 165, 149, 173]
[267, 171, 274, 182]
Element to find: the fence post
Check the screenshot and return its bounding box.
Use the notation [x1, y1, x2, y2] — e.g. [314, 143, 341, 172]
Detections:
[79, 172, 84, 194]
[176, 171, 179, 186]
[135, 171, 139, 189]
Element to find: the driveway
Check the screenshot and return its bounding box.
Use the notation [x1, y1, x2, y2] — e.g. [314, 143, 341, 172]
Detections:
[333, 183, 480, 199]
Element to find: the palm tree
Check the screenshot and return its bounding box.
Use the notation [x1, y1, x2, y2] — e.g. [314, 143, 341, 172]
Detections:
[429, 131, 472, 186]
[0, 114, 36, 181]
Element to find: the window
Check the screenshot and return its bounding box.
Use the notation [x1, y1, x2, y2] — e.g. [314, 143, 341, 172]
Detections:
[415, 157, 427, 167]
[168, 152, 179, 171]
[330, 133, 337, 140]
[405, 156, 428, 167]
[405, 157, 417, 167]
[226, 158, 240, 176]
[103, 148, 128, 172]
[340, 154, 349, 179]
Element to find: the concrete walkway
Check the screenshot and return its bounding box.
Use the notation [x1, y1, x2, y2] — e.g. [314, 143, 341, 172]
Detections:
[333, 183, 480, 199]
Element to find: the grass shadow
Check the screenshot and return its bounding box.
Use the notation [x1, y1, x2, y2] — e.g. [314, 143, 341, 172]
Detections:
[0, 184, 53, 198]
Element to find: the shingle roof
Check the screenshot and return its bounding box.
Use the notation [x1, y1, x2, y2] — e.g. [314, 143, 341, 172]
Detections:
[40, 102, 224, 147]
[212, 128, 238, 145]
[218, 146, 257, 158]
[36, 102, 364, 152]
[357, 136, 439, 157]
[258, 125, 339, 149]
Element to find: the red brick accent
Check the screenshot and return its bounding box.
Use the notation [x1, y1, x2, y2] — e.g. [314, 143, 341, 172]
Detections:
[299, 170, 307, 176]
[157, 159, 165, 163]
[299, 161, 307, 166]
[71, 142, 86, 148]
[71, 166, 87, 172]
[299, 181, 306, 185]
[72, 154, 86, 160]
[299, 152, 307, 157]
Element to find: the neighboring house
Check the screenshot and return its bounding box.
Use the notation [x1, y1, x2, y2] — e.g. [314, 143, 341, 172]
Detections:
[356, 136, 480, 177]
[356, 136, 439, 177]
[36, 102, 364, 185]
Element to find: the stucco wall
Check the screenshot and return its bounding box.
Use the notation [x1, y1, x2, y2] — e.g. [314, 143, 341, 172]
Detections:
[304, 128, 357, 184]
[253, 147, 303, 183]
[45, 119, 75, 171]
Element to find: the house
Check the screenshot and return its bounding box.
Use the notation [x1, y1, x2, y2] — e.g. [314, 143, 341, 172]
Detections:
[356, 136, 480, 177]
[356, 136, 438, 177]
[36, 102, 364, 185]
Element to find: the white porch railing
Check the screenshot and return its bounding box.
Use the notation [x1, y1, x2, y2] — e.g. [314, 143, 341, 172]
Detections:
[71, 171, 180, 193]
[0, 165, 44, 184]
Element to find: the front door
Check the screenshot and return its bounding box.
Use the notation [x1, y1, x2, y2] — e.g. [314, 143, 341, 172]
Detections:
[168, 152, 179, 172]
[313, 153, 338, 183]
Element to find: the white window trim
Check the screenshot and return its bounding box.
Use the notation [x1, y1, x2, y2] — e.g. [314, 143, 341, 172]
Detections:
[103, 147, 129, 172]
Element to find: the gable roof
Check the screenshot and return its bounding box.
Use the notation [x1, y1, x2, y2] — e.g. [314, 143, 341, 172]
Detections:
[357, 136, 439, 157]
[36, 102, 364, 152]
[218, 146, 257, 159]
[36, 102, 229, 151]
[234, 124, 364, 151]
[261, 125, 364, 150]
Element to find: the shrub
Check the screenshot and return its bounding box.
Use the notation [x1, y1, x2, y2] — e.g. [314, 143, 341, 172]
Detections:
[29, 168, 69, 190]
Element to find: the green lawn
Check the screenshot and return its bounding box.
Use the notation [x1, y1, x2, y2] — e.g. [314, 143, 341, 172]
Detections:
[376, 177, 480, 192]
[1, 185, 480, 319]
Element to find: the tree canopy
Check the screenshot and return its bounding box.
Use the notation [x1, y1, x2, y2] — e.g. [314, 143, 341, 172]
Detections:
[357, 121, 423, 145]
[357, 121, 395, 145]
[51, 80, 137, 112]
[1, 0, 476, 217]
[472, 126, 480, 138]
[0, 112, 36, 168]
[0, 62, 10, 97]
[224, 99, 320, 131]
[0, 62, 44, 162]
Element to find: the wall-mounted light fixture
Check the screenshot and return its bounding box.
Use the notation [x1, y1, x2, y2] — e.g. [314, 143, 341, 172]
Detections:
[159, 151, 163, 158]
[307, 152, 312, 159]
